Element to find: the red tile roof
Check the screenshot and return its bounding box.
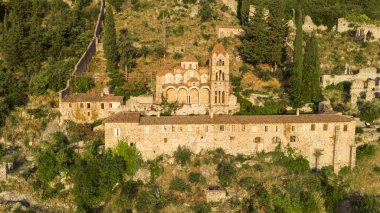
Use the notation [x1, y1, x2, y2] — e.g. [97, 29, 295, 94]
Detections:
[104, 112, 354, 125]
[212, 43, 227, 56]
[182, 55, 198, 62]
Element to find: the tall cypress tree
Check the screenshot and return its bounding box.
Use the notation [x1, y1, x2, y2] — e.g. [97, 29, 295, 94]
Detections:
[303, 34, 322, 103]
[289, 9, 303, 108]
[104, 7, 117, 72]
[240, 0, 250, 26]
[240, 4, 268, 67]
[267, 0, 288, 71]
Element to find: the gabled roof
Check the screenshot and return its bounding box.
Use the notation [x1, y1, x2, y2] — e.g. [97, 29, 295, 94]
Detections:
[211, 43, 227, 56]
[182, 55, 198, 62]
[104, 112, 354, 125]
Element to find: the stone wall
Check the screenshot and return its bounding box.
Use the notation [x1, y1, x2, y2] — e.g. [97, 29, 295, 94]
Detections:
[59, 0, 105, 104]
[320, 67, 380, 88]
[105, 114, 356, 172]
[336, 18, 380, 42]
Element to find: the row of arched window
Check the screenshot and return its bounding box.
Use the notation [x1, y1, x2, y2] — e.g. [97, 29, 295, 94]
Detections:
[215, 70, 225, 81]
[214, 91, 225, 104]
[254, 136, 296, 143]
[216, 58, 225, 66]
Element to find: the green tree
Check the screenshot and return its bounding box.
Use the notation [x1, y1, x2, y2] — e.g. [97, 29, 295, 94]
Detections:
[71, 76, 95, 93]
[104, 6, 117, 72]
[199, 1, 214, 22]
[289, 9, 304, 108]
[240, 0, 250, 26]
[240, 4, 269, 67]
[114, 140, 142, 176]
[359, 100, 380, 123]
[216, 161, 237, 187]
[267, 0, 288, 71]
[174, 146, 192, 166]
[71, 150, 125, 211]
[302, 34, 322, 103]
[117, 28, 138, 73]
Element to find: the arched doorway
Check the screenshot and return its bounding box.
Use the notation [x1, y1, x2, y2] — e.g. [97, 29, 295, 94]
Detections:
[166, 88, 176, 103]
[189, 89, 199, 105]
[177, 88, 187, 104]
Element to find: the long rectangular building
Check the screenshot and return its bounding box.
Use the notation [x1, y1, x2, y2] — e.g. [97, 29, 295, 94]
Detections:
[104, 112, 356, 171]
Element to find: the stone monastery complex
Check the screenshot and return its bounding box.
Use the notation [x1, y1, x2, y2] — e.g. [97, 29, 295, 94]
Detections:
[60, 44, 357, 172]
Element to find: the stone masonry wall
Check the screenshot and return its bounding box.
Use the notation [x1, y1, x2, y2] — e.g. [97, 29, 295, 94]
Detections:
[105, 120, 356, 172]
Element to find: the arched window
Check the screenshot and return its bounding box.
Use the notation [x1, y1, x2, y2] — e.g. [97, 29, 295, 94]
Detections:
[215, 91, 218, 103]
[221, 72, 225, 81]
[222, 91, 225, 104]
[216, 72, 219, 81]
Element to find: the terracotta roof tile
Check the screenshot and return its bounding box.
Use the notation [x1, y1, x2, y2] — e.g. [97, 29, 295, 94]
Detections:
[212, 43, 227, 56]
[182, 55, 198, 62]
[104, 113, 354, 125]
[62, 94, 124, 103]
[104, 112, 140, 123]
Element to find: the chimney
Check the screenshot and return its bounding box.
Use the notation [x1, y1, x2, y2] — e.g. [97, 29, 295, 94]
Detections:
[296, 108, 300, 116]
[157, 111, 161, 118]
[210, 111, 214, 119]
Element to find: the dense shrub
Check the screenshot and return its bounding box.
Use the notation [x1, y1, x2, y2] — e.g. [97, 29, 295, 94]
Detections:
[71, 76, 95, 93]
[199, 1, 214, 22]
[113, 81, 149, 101]
[188, 172, 206, 184]
[254, 68, 272, 81]
[169, 178, 191, 192]
[356, 144, 376, 160]
[350, 195, 380, 213]
[173, 52, 183, 59]
[114, 140, 142, 176]
[136, 191, 156, 213]
[71, 150, 125, 211]
[217, 161, 237, 187]
[359, 100, 380, 123]
[239, 176, 256, 190]
[148, 156, 164, 182]
[373, 166, 380, 174]
[174, 146, 192, 166]
[356, 127, 364, 134]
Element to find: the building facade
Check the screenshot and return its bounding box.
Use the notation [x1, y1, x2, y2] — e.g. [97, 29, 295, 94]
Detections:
[104, 112, 356, 172]
[155, 44, 238, 114]
[59, 93, 124, 123]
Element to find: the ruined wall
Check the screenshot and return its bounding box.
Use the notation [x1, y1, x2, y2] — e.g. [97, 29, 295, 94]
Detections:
[105, 120, 356, 172]
[217, 26, 244, 38]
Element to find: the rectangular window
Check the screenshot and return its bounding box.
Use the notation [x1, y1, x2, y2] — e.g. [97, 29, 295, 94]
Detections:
[265, 126, 268, 132]
[220, 125, 225, 131]
[291, 126, 295, 132]
[172, 126, 175, 132]
[69, 103, 72, 108]
[101, 103, 104, 109]
[109, 103, 112, 108]
[231, 125, 236, 132]
[343, 125, 348, 132]
[205, 125, 209, 132]
[87, 103, 91, 108]
[164, 138, 168, 143]
[311, 124, 316, 131]
[323, 124, 328, 131]
[290, 136, 296, 142]
[242, 125, 246, 132]
[87, 112, 90, 116]
[80, 103, 84, 108]
[252, 126, 257, 133]
[276, 126, 278, 132]
[179, 127, 183, 132]
[230, 136, 235, 140]
[130, 143, 134, 147]
[114, 128, 120, 137]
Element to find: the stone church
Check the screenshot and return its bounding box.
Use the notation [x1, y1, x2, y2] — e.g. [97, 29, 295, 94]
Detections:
[155, 44, 239, 114]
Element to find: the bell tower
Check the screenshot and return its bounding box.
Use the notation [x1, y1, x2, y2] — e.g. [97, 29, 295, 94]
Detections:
[210, 44, 230, 114]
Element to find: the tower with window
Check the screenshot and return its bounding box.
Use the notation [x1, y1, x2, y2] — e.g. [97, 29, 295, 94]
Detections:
[210, 43, 230, 114]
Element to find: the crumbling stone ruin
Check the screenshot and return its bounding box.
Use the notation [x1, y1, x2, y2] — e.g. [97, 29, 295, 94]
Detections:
[337, 18, 380, 42]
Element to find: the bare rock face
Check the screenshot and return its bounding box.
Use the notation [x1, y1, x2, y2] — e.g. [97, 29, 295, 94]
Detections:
[41, 119, 61, 141]
[133, 168, 151, 184]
